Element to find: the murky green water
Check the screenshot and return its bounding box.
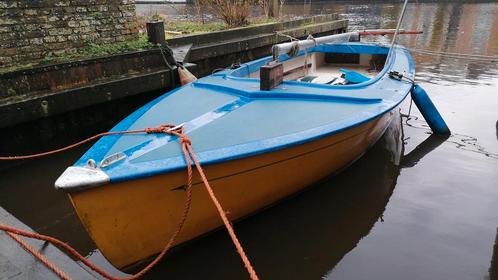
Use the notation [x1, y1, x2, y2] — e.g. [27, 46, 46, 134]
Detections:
[1, 1, 498, 279]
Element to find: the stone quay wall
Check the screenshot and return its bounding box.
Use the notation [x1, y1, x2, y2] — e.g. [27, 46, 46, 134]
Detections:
[0, 0, 138, 68]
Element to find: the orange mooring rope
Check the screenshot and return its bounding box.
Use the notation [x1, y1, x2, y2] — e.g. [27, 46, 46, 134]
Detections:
[0, 129, 150, 160]
[6, 231, 71, 280]
[0, 124, 259, 280]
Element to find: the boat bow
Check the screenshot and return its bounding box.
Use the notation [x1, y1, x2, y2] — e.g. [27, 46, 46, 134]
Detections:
[55, 166, 110, 191]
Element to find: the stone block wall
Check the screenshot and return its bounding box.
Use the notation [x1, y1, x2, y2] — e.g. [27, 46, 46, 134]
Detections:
[0, 0, 138, 68]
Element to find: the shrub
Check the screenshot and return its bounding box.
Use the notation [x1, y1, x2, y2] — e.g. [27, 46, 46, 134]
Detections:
[206, 0, 252, 27]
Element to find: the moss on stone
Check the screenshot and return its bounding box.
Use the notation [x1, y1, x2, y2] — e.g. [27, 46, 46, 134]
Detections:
[76, 34, 154, 57]
[0, 35, 153, 74]
[44, 34, 153, 62]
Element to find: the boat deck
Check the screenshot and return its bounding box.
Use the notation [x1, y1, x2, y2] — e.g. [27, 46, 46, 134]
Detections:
[66, 43, 415, 185]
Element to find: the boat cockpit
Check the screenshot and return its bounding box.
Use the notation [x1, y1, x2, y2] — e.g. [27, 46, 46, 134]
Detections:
[224, 32, 392, 90]
[247, 51, 388, 86]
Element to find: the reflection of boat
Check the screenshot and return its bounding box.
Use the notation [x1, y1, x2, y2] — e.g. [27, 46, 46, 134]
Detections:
[55, 33, 416, 268]
[402, 133, 448, 168]
[146, 110, 405, 279]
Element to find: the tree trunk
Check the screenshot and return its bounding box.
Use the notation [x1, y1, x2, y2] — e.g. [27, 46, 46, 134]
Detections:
[268, 0, 280, 18]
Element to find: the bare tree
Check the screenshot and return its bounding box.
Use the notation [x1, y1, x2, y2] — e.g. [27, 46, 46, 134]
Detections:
[259, 0, 271, 18]
[258, 0, 282, 18]
[194, 0, 207, 24]
[279, 0, 286, 18]
[207, 0, 252, 27]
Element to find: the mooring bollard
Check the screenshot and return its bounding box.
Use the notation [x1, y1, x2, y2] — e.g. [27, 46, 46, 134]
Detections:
[146, 20, 165, 45]
[411, 84, 451, 136]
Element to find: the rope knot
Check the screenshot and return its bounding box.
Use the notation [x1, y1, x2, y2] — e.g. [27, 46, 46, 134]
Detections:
[307, 34, 317, 46]
[180, 136, 191, 146]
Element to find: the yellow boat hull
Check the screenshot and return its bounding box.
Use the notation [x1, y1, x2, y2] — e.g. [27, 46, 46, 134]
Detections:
[69, 110, 395, 268]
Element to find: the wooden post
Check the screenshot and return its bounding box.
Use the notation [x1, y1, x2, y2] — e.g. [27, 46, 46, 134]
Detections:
[489, 228, 498, 280]
[146, 20, 165, 45]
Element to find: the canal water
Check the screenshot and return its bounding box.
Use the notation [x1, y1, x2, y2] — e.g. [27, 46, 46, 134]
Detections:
[1, 1, 497, 279]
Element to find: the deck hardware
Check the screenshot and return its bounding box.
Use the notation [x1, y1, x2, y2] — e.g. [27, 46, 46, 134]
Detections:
[100, 152, 127, 168]
[167, 123, 185, 132]
[388, 71, 403, 81]
[260, 61, 283, 90]
[86, 159, 97, 169]
[230, 63, 241, 69]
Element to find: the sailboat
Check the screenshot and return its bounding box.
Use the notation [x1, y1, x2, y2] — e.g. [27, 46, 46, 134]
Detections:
[56, 25, 448, 269]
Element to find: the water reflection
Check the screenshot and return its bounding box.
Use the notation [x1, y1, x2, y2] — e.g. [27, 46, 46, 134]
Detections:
[322, 2, 498, 86]
[145, 110, 405, 279]
[401, 133, 448, 168]
[137, 2, 498, 86]
[404, 115, 498, 159]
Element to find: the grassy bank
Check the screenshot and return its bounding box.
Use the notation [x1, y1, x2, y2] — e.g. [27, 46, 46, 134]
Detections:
[1, 17, 281, 73]
[138, 16, 279, 37]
